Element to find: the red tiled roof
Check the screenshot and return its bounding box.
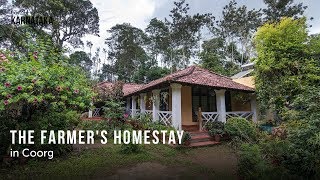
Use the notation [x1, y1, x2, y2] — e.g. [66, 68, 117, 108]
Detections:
[123, 83, 144, 95]
[125, 66, 254, 96]
[174, 66, 254, 91]
[97, 81, 143, 96]
[98, 66, 254, 97]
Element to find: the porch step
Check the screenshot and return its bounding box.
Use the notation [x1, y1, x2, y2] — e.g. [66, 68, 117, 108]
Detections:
[182, 125, 199, 132]
[188, 131, 219, 146]
[189, 131, 208, 136]
[189, 141, 220, 147]
[190, 134, 213, 143]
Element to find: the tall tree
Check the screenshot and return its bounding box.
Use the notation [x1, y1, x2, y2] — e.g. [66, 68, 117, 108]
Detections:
[145, 18, 170, 66]
[99, 64, 114, 82]
[69, 51, 92, 75]
[254, 17, 318, 117]
[92, 47, 101, 78]
[13, 0, 99, 48]
[105, 23, 149, 82]
[216, 0, 262, 64]
[164, 0, 213, 70]
[262, 0, 307, 22]
[0, 1, 52, 51]
[254, 17, 320, 177]
[199, 37, 240, 76]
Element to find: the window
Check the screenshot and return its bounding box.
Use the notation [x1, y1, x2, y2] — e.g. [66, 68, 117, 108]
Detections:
[136, 96, 140, 109]
[192, 87, 216, 122]
[225, 91, 232, 112]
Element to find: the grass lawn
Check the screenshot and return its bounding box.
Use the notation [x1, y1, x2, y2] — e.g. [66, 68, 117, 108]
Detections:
[0, 143, 238, 179]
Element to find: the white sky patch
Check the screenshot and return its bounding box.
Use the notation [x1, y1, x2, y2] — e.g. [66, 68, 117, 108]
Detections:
[309, 23, 320, 35]
[72, 0, 320, 69]
[75, 0, 157, 62]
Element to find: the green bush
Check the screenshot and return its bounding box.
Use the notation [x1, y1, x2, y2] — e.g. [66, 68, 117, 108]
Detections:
[225, 117, 257, 141]
[205, 120, 224, 131]
[0, 112, 16, 155]
[282, 119, 320, 177]
[119, 129, 142, 154]
[78, 118, 134, 139]
[120, 143, 142, 154]
[0, 38, 94, 157]
[103, 99, 125, 121]
[205, 120, 225, 137]
[181, 131, 191, 145]
[137, 113, 153, 123]
[238, 143, 270, 179]
[7, 109, 80, 156]
[209, 128, 224, 137]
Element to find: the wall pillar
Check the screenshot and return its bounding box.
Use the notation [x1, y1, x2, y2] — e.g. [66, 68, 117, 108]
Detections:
[250, 93, 258, 122]
[88, 102, 93, 118]
[152, 89, 160, 122]
[215, 89, 226, 123]
[131, 96, 137, 117]
[140, 93, 146, 114]
[171, 83, 182, 130]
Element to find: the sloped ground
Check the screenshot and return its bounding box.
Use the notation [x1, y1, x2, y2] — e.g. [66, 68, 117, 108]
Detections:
[1, 144, 238, 180]
[101, 144, 238, 180]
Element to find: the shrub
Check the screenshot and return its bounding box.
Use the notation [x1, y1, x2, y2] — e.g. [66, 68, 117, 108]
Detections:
[103, 99, 125, 121]
[205, 120, 224, 131]
[208, 128, 224, 137]
[205, 120, 225, 137]
[119, 129, 142, 154]
[282, 119, 320, 177]
[238, 143, 271, 179]
[78, 118, 134, 139]
[181, 131, 191, 145]
[225, 117, 257, 141]
[0, 39, 94, 157]
[127, 114, 153, 130]
[136, 114, 152, 124]
[120, 143, 142, 154]
[10, 109, 80, 156]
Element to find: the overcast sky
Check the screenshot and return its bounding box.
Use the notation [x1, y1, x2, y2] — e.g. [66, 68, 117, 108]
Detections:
[80, 0, 320, 59]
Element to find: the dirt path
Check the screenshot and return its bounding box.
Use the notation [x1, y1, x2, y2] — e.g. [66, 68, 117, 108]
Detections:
[100, 144, 238, 180]
[188, 145, 238, 179]
[106, 162, 187, 180]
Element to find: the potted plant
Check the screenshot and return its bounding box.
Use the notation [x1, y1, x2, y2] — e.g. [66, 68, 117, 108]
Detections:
[182, 132, 192, 146]
[209, 129, 224, 142]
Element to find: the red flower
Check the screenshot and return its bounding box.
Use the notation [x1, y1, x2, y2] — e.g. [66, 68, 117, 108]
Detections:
[4, 82, 10, 87]
[4, 100, 8, 105]
[0, 54, 8, 62]
[56, 86, 62, 91]
[33, 55, 38, 59]
[123, 114, 129, 119]
[17, 86, 22, 91]
[74, 89, 79, 94]
[6, 94, 12, 99]
[33, 51, 38, 55]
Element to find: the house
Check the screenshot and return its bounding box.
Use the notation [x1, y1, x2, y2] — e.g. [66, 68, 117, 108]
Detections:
[231, 62, 255, 88]
[94, 65, 257, 131]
